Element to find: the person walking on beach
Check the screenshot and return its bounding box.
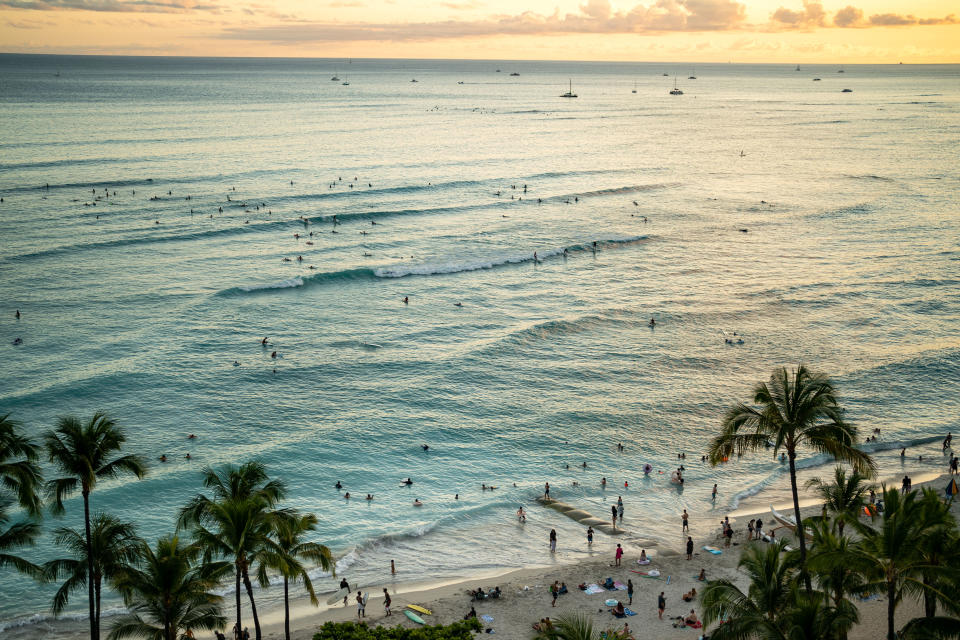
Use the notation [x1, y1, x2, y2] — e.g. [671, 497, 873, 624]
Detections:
[615, 543, 623, 566]
[712, 484, 718, 501]
[627, 579, 634, 605]
[658, 592, 666, 620]
[356, 591, 365, 620]
[383, 588, 391, 616]
[686, 536, 694, 560]
[544, 482, 551, 499]
[587, 526, 594, 544]
[681, 509, 689, 532]
[549, 529, 557, 553]
[755, 517, 763, 540]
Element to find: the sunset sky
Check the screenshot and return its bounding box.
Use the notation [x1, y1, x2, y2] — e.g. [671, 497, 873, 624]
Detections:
[1, 0, 958, 62]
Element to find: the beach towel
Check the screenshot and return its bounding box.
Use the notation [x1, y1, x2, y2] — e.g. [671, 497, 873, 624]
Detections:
[702, 546, 722, 555]
[613, 582, 628, 591]
[585, 584, 605, 595]
[480, 615, 494, 623]
[623, 608, 637, 617]
[689, 621, 703, 629]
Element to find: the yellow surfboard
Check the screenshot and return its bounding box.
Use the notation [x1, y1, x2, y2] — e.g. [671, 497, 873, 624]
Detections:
[406, 604, 432, 616]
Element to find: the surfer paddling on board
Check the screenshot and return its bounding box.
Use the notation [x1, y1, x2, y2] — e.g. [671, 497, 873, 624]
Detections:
[402, 478, 413, 485]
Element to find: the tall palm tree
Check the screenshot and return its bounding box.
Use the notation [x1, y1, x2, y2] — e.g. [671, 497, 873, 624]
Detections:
[0, 414, 43, 576]
[804, 519, 863, 640]
[701, 540, 798, 638]
[913, 488, 960, 619]
[257, 512, 334, 640]
[179, 462, 287, 640]
[707, 365, 874, 592]
[845, 486, 952, 640]
[806, 466, 872, 536]
[109, 535, 231, 640]
[42, 513, 140, 628]
[44, 412, 148, 640]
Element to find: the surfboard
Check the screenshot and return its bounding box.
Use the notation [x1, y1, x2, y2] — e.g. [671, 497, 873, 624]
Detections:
[325, 588, 348, 605]
[702, 546, 722, 555]
[407, 604, 432, 615]
[404, 610, 425, 625]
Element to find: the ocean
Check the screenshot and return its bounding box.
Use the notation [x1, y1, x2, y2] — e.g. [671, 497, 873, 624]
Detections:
[1, 54, 959, 637]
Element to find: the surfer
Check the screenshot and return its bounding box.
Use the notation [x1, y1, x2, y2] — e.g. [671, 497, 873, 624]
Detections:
[188, 434, 196, 439]
[454, 302, 463, 307]
[402, 478, 413, 485]
[261, 338, 268, 345]
[533, 251, 538, 262]
[649, 318, 656, 327]
[233, 361, 240, 366]
[366, 494, 373, 500]
[340, 578, 351, 593]
[12, 337, 23, 345]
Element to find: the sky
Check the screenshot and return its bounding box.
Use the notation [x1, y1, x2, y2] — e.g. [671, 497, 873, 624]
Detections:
[0, 0, 958, 62]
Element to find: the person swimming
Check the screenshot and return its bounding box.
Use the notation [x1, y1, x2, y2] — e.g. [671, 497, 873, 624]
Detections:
[413, 499, 423, 506]
[12, 337, 23, 345]
[232, 360, 240, 366]
[335, 481, 343, 489]
[403, 297, 409, 304]
[402, 478, 413, 485]
[261, 337, 269, 345]
[159, 455, 167, 462]
[344, 492, 351, 499]
[188, 434, 196, 439]
[366, 494, 373, 500]
[454, 302, 463, 307]
[422, 444, 429, 451]
[271, 351, 277, 359]
[649, 318, 656, 327]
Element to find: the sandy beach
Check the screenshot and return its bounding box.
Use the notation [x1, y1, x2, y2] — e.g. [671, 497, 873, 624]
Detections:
[249, 472, 955, 640]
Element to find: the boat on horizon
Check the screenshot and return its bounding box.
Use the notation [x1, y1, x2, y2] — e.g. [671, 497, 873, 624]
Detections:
[688, 69, 697, 79]
[510, 72, 520, 76]
[560, 79, 578, 98]
[632, 81, 637, 94]
[331, 74, 340, 81]
[670, 76, 683, 95]
[795, 64, 801, 71]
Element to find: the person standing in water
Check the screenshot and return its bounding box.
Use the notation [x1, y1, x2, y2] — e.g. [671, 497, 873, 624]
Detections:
[549, 529, 557, 553]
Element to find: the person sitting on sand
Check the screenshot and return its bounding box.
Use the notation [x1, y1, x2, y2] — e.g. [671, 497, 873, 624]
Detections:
[638, 549, 649, 564]
[464, 607, 477, 620]
[611, 602, 626, 617]
[532, 618, 552, 632]
[698, 568, 706, 581]
[558, 583, 567, 595]
[682, 587, 697, 602]
[684, 610, 700, 627]
[471, 587, 486, 600]
[491, 586, 502, 598]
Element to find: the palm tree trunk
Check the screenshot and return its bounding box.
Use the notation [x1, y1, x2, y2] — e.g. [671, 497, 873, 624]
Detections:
[283, 577, 290, 640]
[235, 565, 242, 638]
[242, 568, 262, 640]
[788, 451, 812, 593]
[95, 575, 101, 633]
[923, 574, 936, 618]
[83, 490, 98, 640]
[887, 580, 896, 640]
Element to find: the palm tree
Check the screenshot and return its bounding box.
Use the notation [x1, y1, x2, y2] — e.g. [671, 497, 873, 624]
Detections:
[804, 519, 863, 639]
[845, 486, 953, 640]
[701, 540, 798, 637]
[544, 613, 600, 640]
[257, 512, 334, 640]
[109, 535, 231, 640]
[0, 414, 43, 576]
[44, 412, 148, 640]
[806, 466, 872, 536]
[913, 488, 960, 619]
[708, 365, 874, 592]
[42, 513, 140, 628]
[179, 462, 287, 640]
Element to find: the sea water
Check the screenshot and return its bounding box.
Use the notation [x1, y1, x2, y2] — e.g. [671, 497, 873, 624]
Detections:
[1, 55, 959, 637]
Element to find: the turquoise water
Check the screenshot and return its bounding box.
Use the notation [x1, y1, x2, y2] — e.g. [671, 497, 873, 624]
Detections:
[1, 55, 959, 635]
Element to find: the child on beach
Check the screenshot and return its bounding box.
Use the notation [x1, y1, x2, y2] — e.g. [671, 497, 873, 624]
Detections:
[615, 543, 623, 566]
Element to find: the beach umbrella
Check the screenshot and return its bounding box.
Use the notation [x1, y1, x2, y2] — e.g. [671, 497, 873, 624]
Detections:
[945, 478, 958, 503]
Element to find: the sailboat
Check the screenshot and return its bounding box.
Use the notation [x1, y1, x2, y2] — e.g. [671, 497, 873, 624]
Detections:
[688, 68, 697, 79]
[331, 74, 340, 81]
[795, 64, 801, 71]
[560, 79, 577, 98]
[632, 81, 637, 94]
[669, 76, 683, 95]
[838, 65, 845, 73]
[342, 77, 350, 85]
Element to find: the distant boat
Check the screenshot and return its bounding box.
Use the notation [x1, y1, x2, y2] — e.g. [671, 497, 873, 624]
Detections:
[411, 78, 418, 83]
[342, 78, 350, 85]
[662, 73, 669, 77]
[669, 76, 683, 95]
[457, 81, 464, 85]
[813, 78, 821, 81]
[510, 72, 520, 76]
[841, 88, 853, 92]
[331, 74, 340, 81]
[54, 71, 61, 77]
[632, 81, 637, 94]
[688, 68, 697, 79]
[795, 64, 801, 71]
[496, 69, 501, 73]
[838, 65, 845, 73]
[560, 79, 578, 98]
